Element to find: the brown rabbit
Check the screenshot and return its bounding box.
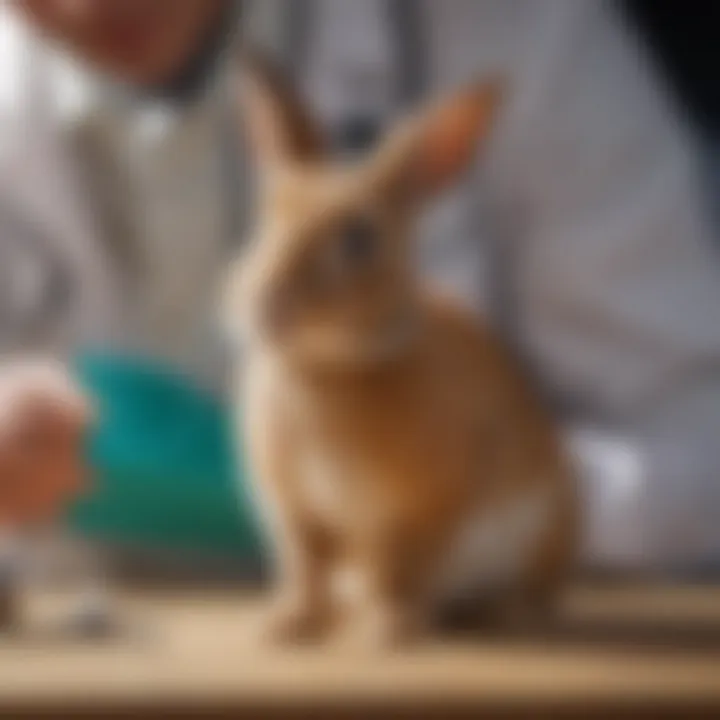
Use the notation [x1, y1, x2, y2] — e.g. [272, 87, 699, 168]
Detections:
[224, 53, 578, 648]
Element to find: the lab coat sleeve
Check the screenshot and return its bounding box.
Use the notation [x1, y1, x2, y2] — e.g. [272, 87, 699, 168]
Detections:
[486, 1, 720, 570]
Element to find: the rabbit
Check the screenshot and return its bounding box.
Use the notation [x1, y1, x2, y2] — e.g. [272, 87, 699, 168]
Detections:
[223, 51, 578, 648]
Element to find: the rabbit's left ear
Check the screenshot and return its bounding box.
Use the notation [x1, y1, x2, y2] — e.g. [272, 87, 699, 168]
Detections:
[373, 80, 503, 200]
[237, 48, 325, 168]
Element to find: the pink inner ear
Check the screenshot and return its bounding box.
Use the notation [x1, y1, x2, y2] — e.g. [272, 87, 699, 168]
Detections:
[419, 84, 500, 194]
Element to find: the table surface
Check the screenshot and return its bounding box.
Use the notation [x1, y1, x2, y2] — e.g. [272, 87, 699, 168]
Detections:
[2, 582, 720, 717]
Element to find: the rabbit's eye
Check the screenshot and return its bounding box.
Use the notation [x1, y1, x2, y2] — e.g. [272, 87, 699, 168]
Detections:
[336, 217, 376, 268]
[305, 217, 377, 296]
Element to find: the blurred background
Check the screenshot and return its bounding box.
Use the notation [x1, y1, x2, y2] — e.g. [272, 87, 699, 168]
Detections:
[0, 0, 719, 715]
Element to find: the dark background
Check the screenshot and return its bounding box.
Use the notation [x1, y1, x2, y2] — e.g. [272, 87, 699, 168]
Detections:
[621, 1, 720, 140]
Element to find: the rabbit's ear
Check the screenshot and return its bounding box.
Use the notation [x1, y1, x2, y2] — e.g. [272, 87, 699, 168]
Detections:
[237, 48, 325, 167]
[374, 80, 502, 201]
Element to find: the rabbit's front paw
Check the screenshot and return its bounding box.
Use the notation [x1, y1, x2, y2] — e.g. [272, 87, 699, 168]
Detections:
[346, 602, 424, 651]
[256, 594, 331, 645]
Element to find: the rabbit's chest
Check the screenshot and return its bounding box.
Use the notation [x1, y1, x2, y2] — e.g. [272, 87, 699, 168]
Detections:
[295, 443, 360, 527]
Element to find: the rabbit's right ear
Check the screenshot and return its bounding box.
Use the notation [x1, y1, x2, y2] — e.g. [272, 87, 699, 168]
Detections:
[236, 48, 325, 168]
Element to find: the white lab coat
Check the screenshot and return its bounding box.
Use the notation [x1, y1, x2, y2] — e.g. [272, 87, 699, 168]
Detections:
[1, 0, 720, 572]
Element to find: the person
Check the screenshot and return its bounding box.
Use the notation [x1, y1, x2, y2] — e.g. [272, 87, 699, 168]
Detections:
[0, 0, 719, 577]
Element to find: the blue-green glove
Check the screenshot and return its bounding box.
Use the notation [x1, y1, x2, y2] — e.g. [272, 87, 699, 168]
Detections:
[67, 352, 263, 559]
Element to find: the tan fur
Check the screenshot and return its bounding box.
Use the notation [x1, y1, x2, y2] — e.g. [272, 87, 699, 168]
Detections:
[226, 54, 578, 647]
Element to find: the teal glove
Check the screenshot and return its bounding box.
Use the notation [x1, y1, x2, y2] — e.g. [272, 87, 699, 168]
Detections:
[68, 352, 263, 560]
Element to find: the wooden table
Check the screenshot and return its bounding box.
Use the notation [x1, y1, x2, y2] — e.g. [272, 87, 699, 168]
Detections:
[1, 582, 720, 718]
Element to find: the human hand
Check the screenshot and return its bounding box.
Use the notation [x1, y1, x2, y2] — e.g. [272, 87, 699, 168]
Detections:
[0, 359, 92, 528]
